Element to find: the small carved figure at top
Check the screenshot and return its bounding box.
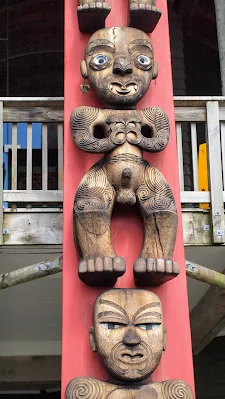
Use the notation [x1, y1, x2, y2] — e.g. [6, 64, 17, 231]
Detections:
[71, 27, 179, 287]
[66, 289, 194, 398]
[77, 0, 162, 34]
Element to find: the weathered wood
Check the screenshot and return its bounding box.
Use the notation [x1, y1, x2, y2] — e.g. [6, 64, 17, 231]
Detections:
[3, 212, 62, 245]
[0, 356, 61, 383]
[174, 107, 206, 122]
[3, 106, 64, 123]
[72, 28, 179, 287]
[176, 122, 184, 191]
[26, 123, 33, 191]
[57, 123, 64, 190]
[3, 190, 63, 202]
[0, 102, 3, 246]
[0, 256, 62, 289]
[186, 260, 225, 289]
[206, 101, 224, 243]
[191, 268, 225, 354]
[191, 123, 198, 191]
[11, 123, 17, 190]
[67, 289, 193, 398]
[182, 210, 212, 246]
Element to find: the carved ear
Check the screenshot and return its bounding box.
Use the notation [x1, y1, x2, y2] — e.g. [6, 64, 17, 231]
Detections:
[152, 61, 158, 80]
[163, 325, 167, 351]
[80, 60, 88, 79]
[89, 327, 97, 352]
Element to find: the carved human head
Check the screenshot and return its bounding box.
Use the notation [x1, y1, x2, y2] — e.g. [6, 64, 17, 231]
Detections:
[90, 289, 166, 382]
[81, 27, 158, 107]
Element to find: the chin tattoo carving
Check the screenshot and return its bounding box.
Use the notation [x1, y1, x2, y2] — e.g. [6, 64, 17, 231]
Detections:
[77, 1, 161, 34]
[66, 290, 194, 398]
[71, 27, 179, 286]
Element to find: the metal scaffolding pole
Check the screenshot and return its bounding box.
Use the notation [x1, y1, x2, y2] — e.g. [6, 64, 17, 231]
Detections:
[215, 0, 225, 95]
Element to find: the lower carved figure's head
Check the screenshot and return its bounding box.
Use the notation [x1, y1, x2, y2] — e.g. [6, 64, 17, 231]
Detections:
[90, 289, 166, 382]
[81, 27, 158, 108]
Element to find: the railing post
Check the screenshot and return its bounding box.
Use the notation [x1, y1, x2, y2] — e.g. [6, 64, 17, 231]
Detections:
[206, 101, 225, 243]
[0, 102, 3, 245]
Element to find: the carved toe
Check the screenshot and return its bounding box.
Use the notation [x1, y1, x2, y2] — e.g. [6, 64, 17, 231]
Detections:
[77, 2, 111, 33]
[129, 5, 162, 33]
[134, 258, 180, 286]
[79, 256, 125, 286]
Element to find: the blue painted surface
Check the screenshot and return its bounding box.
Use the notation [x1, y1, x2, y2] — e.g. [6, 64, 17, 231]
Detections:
[3, 122, 42, 190]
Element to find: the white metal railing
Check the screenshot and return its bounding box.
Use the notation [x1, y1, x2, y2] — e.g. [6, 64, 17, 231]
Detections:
[174, 96, 225, 244]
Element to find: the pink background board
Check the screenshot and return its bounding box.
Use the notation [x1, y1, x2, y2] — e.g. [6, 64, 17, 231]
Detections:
[62, 0, 195, 397]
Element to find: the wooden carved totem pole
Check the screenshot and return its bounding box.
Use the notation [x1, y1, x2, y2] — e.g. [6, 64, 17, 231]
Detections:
[63, 0, 195, 398]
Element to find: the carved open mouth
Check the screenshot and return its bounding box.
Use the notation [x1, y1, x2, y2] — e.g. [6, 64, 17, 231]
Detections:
[109, 82, 138, 96]
[119, 351, 146, 364]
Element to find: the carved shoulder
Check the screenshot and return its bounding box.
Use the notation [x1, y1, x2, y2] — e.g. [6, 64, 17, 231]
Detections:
[161, 380, 194, 399]
[66, 377, 110, 399]
[70, 107, 116, 154]
[138, 107, 170, 153]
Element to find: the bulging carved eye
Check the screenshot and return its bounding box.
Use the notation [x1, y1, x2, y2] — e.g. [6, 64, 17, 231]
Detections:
[93, 54, 109, 66]
[137, 55, 151, 67]
[138, 323, 160, 331]
[100, 322, 123, 330]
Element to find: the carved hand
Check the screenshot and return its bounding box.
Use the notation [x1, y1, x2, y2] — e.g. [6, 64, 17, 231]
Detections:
[70, 107, 117, 153]
[138, 107, 170, 152]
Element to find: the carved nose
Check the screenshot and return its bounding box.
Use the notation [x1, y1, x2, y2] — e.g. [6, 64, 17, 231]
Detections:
[113, 57, 133, 76]
[123, 329, 141, 346]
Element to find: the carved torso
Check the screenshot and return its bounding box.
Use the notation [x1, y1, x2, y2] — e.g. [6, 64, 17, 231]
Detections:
[67, 378, 194, 399]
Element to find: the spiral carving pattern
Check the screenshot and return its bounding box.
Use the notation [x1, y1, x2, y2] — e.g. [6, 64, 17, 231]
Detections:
[75, 164, 114, 214]
[66, 378, 103, 399]
[139, 107, 170, 152]
[162, 380, 193, 399]
[70, 107, 116, 153]
[137, 165, 176, 214]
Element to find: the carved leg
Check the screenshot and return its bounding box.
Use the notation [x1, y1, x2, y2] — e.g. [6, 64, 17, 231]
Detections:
[135, 164, 180, 286]
[129, 0, 162, 33]
[74, 163, 125, 286]
[77, 1, 111, 33]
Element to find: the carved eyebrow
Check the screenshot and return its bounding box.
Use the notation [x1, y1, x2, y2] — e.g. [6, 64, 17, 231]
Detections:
[132, 302, 161, 323]
[134, 312, 162, 324]
[98, 311, 128, 324]
[98, 299, 129, 320]
[128, 39, 153, 52]
[87, 40, 115, 56]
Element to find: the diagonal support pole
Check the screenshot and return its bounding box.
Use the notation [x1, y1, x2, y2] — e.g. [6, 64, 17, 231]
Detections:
[0, 256, 62, 289]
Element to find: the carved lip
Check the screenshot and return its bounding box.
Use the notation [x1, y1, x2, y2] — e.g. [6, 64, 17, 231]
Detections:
[109, 81, 138, 96]
[118, 351, 147, 364]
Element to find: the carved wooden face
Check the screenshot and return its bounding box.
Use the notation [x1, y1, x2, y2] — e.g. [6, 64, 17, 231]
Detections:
[90, 289, 166, 382]
[81, 28, 158, 107]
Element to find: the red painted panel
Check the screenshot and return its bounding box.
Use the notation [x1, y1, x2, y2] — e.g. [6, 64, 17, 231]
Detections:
[62, 0, 195, 397]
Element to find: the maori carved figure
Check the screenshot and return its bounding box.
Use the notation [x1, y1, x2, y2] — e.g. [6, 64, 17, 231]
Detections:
[71, 27, 179, 286]
[77, 1, 161, 33]
[66, 289, 194, 398]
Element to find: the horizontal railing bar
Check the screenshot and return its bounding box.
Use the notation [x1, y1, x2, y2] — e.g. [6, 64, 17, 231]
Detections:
[0, 97, 64, 103]
[3, 190, 63, 202]
[174, 96, 225, 106]
[180, 192, 211, 203]
[3, 208, 63, 213]
[3, 107, 64, 122]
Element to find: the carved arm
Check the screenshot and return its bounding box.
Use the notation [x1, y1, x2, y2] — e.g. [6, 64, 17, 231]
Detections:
[138, 107, 170, 152]
[70, 107, 116, 153]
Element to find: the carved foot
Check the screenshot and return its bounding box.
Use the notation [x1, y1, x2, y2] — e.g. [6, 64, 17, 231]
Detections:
[129, 4, 162, 33]
[134, 258, 180, 286]
[77, 2, 111, 33]
[79, 256, 126, 286]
